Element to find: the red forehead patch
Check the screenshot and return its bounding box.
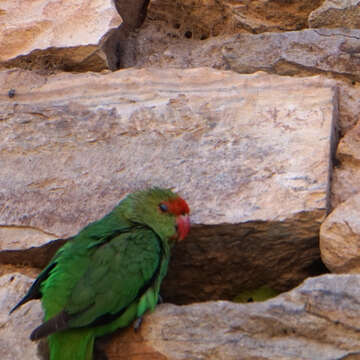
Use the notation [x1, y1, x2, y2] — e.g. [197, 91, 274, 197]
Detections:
[165, 197, 190, 216]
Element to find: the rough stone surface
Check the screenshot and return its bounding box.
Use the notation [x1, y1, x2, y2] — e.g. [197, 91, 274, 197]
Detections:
[129, 30, 229, 70]
[124, 29, 360, 134]
[105, 274, 360, 360]
[222, 29, 360, 82]
[0, 225, 58, 271]
[5, 274, 360, 360]
[146, 0, 322, 38]
[131, 27, 360, 87]
[219, 29, 360, 134]
[321, 193, 360, 273]
[2, 2, 360, 359]
[0, 0, 122, 72]
[332, 119, 360, 207]
[336, 82, 360, 135]
[0, 68, 336, 301]
[309, 0, 360, 29]
[0, 273, 43, 360]
[0, 226, 55, 251]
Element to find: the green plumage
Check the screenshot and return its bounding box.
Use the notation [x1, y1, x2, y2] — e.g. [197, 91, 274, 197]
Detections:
[11, 188, 189, 360]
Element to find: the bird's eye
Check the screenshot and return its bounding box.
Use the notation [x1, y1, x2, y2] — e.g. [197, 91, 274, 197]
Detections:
[159, 203, 168, 212]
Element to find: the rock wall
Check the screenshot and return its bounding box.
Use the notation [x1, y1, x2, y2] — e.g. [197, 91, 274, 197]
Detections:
[2, 0, 360, 359]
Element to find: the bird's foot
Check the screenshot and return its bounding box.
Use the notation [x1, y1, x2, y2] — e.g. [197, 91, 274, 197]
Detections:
[133, 317, 143, 333]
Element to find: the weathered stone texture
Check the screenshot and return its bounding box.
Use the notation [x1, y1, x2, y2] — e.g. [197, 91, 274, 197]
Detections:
[0, 273, 43, 360]
[337, 82, 360, 135]
[126, 29, 360, 136]
[5, 273, 360, 360]
[105, 274, 360, 360]
[128, 28, 360, 134]
[309, 0, 360, 29]
[0, 68, 336, 301]
[321, 193, 360, 273]
[0, 0, 122, 71]
[222, 29, 360, 82]
[0, 227, 55, 251]
[146, 0, 322, 38]
[332, 119, 360, 207]
[1, 1, 358, 359]
[130, 26, 360, 90]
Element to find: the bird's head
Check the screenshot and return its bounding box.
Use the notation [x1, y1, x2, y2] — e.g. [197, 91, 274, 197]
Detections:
[122, 188, 190, 243]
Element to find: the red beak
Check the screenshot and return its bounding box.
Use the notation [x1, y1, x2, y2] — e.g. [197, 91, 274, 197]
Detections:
[176, 214, 190, 241]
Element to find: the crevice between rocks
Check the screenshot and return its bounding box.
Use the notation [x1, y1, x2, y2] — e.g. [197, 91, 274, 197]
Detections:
[0, 218, 329, 306]
[0, 239, 66, 269]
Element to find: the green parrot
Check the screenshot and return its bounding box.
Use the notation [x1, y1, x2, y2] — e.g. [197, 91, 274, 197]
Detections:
[10, 188, 190, 360]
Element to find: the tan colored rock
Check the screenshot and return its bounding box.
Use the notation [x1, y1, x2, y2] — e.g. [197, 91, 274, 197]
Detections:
[0, 226, 56, 251]
[219, 29, 360, 134]
[129, 27, 360, 134]
[146, 0, 322, 39]
[0, 0, 122, 72]
[0, 273, 43, 360]
[129, 29, 360, 133]
[134, 22, 360, 83]
[326, 83, 360, 208]
[222, 29, 360, 82]
[309, 0, 360, 29]
[128, 8, 326, 68]
[6, 273, 360, 360]
[105, 274, 360, 360]
[0, 264, 40, 279]
[332, 119, 360, 207]
[337, 81, 360, 135]
[320, 192, 360, 273]
[131, 30, 229, 70]
[0, 68, 336, 302]
[0, 226, 60, 269]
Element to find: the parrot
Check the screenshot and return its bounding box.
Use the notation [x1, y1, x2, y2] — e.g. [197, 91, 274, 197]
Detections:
[10, 187, 190, 360]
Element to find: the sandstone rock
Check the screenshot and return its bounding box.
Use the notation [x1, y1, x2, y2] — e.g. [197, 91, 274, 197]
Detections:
[332, 119, 360, 207]
[222, 29, 360, 82]
[0, 0, 322, 73]
[0, 68, 336, 302]
[105, 274, 360, 360]
[130, 29, 360, 133]
[5, 273, 360, 360]
[0, 226, 55, 251]
[322, 82, 360, 208]
[133, 26, 360, 86]
[0, 273, 43, 360]
[309, 0, 360, 29]
[0, 264, 40, 279]
[320, 192, 360, 273]
[0, 0, 122, 72]
[0, 226, 59, 269]
[145, 0, 322, 39]
[132, 30, 229, 70]
[219, 29, 360, 134]
[336, 81, 360, 135]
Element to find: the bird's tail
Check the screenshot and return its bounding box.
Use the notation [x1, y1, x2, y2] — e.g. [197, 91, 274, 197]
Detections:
[48, 328, 94, 360]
